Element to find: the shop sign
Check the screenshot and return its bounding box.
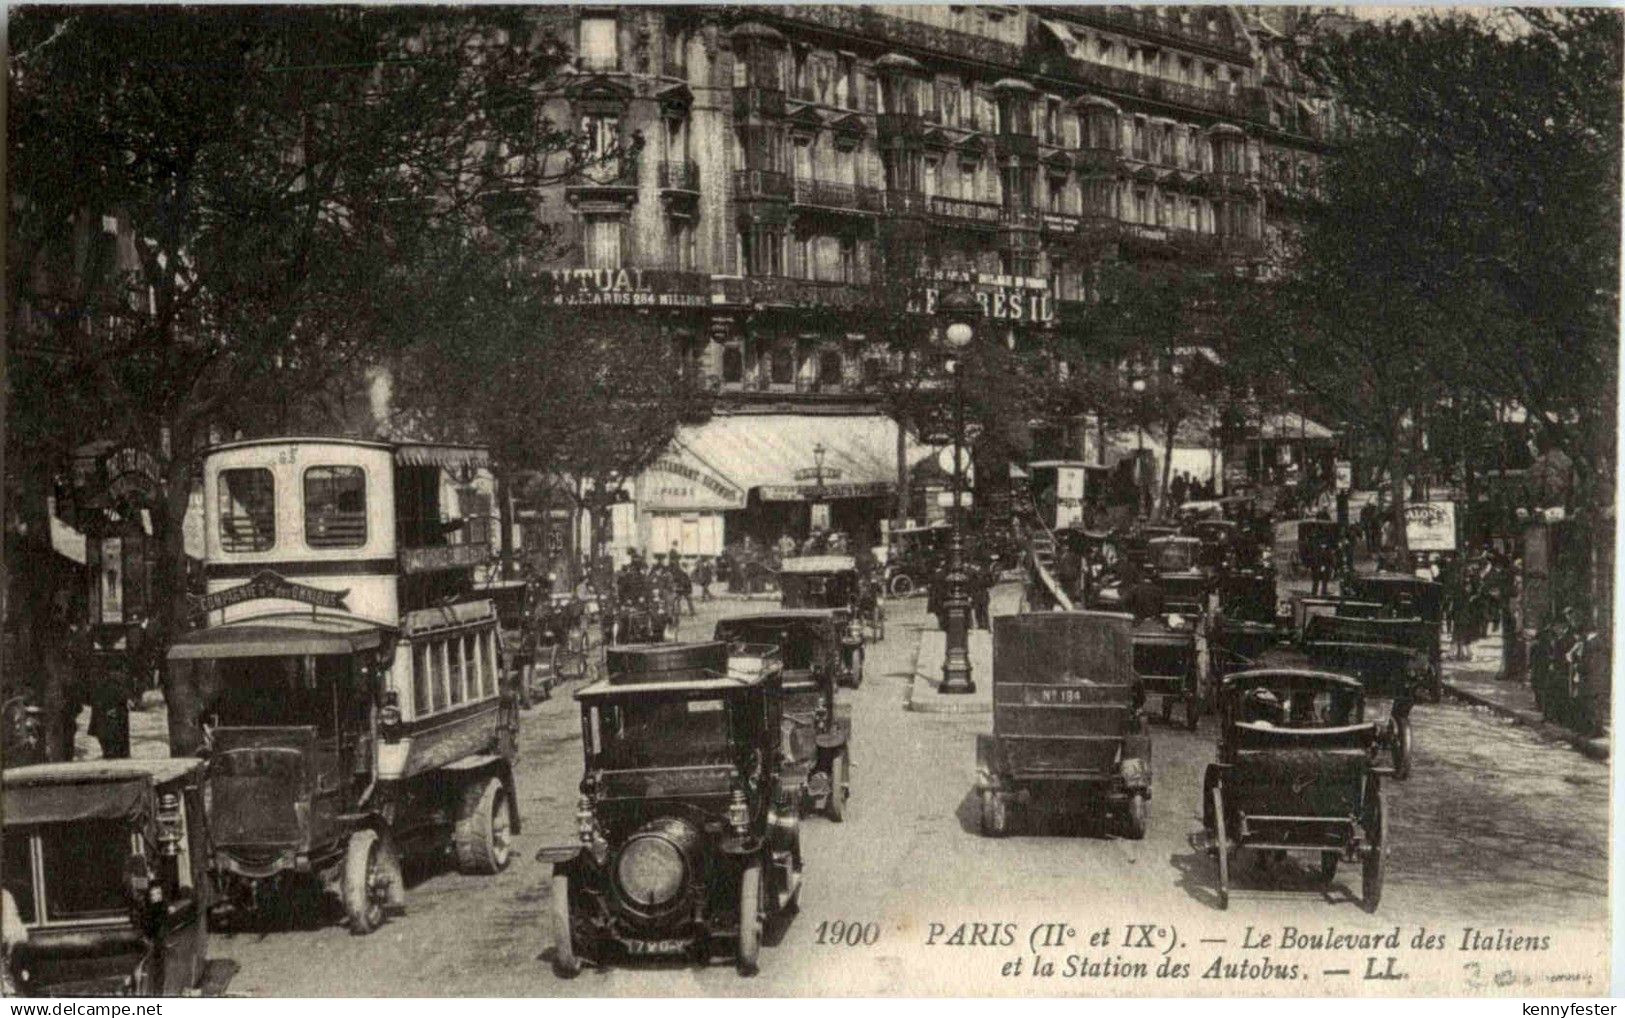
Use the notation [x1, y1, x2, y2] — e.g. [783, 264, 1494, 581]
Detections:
[189, 569, 349, 616]
[917, 284, 1054, 325]
[541, 268, 710, 308]
[98, 538, 125, 625]
[1405, 502, 1458, 552]
[641, 458, 745, 510]
[759, 481, 891, 502]
[400, 543, 490, 574]
[1334, 460, 1353, 492]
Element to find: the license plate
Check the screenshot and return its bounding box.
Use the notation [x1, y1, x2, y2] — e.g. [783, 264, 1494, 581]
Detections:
[624, 938, 688, 956]
[1030, 687, 1088, 705]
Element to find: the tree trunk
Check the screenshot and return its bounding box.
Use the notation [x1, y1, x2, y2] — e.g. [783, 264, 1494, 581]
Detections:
[1387, 433, 1409, 560]
[895, 412, 908, 525]
[495, 465, 516, 580]
[1158, 415, 1181, 520]
[156, 454, 201, 754]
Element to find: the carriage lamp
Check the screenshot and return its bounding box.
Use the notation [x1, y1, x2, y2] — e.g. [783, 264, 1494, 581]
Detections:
[726, 787, 751, 837]
[378, 691, 402, 742]
[156, 792, 183, 857]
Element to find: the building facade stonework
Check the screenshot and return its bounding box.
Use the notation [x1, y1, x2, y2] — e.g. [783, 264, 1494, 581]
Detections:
[528, 5, 1336, 558]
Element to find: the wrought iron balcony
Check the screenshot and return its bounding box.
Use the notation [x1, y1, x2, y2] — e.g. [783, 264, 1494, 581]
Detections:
[658, 160, 700, 192]
[746, 275, 868, 308]
[876, 113, 924, 140]
[1211, 170, 1258, 194]
[733, 168, 792, 200]
[995, 131, 1039, 161]
[1000, 205, 1044, 230]
[1064, 7, 1253, 59]
[566, 157, 640, 192]
[878, 190, 929, 216]
[1075, 147, 1120, 173]
[791, 178, 881, 212]
[734, 86, 786, 120]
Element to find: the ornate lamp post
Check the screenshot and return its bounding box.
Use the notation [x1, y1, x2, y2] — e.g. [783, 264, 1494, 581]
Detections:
[938, 289, 980, 695]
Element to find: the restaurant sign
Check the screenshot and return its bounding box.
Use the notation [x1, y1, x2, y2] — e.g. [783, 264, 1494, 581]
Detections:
[759, 481, 892, 502]
[190, 570, 349, 616]
[639, 456, 746, 511]
[917, 281, 1054, 325]
[1405, 502, 1458, 552]
[541, 268, 710, 308]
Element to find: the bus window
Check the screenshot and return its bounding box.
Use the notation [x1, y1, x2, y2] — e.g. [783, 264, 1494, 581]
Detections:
[219, 469, 275, 552]
[304, 466, 367, 549]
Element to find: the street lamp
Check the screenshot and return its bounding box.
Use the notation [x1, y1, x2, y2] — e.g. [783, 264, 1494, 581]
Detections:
[938, 289, 980, 695]
[1132, 376, 1148, 516]
[810, 442, 828, 534]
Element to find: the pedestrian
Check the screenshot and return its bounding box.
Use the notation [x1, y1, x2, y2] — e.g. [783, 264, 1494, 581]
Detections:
[694, 555, 714, 601]
[672, 557, 695, 616]
[777, 532, 797, 561]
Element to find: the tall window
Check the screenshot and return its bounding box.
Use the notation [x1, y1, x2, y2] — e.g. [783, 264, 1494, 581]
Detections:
[304, 466, 367, 549]
[770, 347, 795, 384]
[722, 346, 744, 383]
[583, 216, 622, 269]
[581, 115, 620, 162]
[839, 235, 858, 282]
[219, 468, 275, 552]
[667, 216, 695, 270]
[819, 350, 843, 386]
[579, 15, 618, 72]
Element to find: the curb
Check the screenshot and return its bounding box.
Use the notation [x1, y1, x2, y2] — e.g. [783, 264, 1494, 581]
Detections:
[1442, 680, 1609, 762]
[905, 631, 993, 715]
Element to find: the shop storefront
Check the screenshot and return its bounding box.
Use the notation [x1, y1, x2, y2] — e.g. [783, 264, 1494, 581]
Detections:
[632, 412, 939, 558]
[634, 447, 746, 560]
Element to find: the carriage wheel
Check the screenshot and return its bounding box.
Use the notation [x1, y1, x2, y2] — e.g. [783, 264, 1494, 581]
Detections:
[550, 869, 581, 977]
[888, 573, 915, 599]
[1320, 851, 1340, 883]
[873, 604, 886, 642]
[737, 863, 762, 976]
[1184, 692, 1201, 731]
[846, 648, 864, 689]
[1211, 784, 1230, 910]
[341, 829, 400, 935]
[1362, 787, 1385, 913]
[979, 789, 1010, 838]
[1122, 793, 1148, 841]
[1201, 764, 1218, 834]
[1391, 715, 1413, 781]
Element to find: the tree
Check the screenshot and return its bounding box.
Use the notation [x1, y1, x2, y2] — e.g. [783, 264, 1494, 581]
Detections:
[7, 7, 583, 754]
[1273, 8, 1622, 533]
[388, 291, 713, 578]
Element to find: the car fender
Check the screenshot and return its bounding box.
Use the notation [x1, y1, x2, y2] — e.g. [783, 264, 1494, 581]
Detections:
[442, 755, 522, 835]
[536, 845, 582, 867]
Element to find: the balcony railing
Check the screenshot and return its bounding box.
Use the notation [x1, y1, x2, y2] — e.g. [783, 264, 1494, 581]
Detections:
[929, 195, 1004, 225]
[734, 86, 786, 120]
[791, 178, 881, 212]
[1001, 205, 1044, 230]
[1065, 7, 1253, 59]
[567, 158, 640, 189]
[995, 131, 1039, 161]
[746, 275, 869, 308]
[1076, 147, 1120, 173]
[876, 113, 924, 140]
[658, 160, 700, 192]
[1211, 170, 1257, 193]
[878, 190, 929, 216]
[733, 168, 792, 200]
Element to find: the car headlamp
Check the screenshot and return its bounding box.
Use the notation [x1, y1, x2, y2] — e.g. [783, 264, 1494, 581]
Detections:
[615, 835, 686, 908]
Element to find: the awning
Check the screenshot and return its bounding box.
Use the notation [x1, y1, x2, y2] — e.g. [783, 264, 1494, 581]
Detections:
[168, 617, 385, 660]
[1040, 19, 1081, 58]
[1252, 413, 1334, 441]
[669, 414, 939, 505]
[393, 443, 489, 471]
[4, 773, 151, 828]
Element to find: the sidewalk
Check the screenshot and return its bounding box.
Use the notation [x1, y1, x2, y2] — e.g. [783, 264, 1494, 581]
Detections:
[904, 582, 1023, 714]
[1440, 633, 1609, 762]
[905, 627, 994, 714]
